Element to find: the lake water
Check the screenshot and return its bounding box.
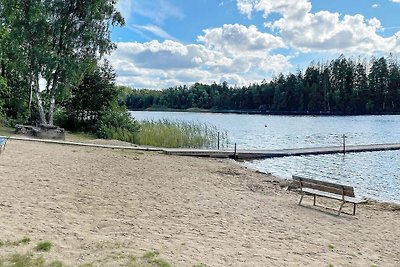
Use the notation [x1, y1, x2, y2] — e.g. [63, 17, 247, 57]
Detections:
[131, 111, 400, 203]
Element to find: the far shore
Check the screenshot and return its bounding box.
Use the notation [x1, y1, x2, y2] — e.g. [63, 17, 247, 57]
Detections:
[130, 107, 400, 116]
[0, 138, 399, 266]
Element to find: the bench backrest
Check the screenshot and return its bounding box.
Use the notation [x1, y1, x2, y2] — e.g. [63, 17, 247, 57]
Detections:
[292, 175, 355, 197]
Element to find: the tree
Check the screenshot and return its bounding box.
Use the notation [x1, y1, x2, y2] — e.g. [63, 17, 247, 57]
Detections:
[0, 0, 124, 126]
[353, 62, 368, 113]
[369, 57, 389, 112]
[66, 61, 118, 129]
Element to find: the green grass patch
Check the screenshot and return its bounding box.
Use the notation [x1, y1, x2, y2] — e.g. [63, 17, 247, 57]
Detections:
[12, 237, 31, 246]
[49, 261, 64, 267]
[142, 251, 159, 260]
[0, 253, 45, 267]
[125, 252, 172, 267]
[65, 131, 97, 142]
[0, 124, 14, 136]
[0, 237, 31, 247]
[35, 242, 52, 252]
[137, 119, 228, 148]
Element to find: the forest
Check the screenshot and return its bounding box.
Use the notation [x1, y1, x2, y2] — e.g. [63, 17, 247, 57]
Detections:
[125, 55, 400, 115]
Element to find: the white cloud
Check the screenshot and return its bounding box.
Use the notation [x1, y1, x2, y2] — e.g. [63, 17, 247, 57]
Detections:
[117, 0, 184, 24]
[109, 25, 292, 88]
[391, 0, 400, 3]
[236, 0, 399, 54]
[237, 0, 258, 18]
[372, 4, 380, 8]
[197, 24, 285, 56]
[129, 24, 177, 41]
[116, 0, 133, 22]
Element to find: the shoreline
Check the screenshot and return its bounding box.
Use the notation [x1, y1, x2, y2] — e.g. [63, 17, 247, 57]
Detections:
[0, 139, 399, 266]
[130, 108, 400, 116]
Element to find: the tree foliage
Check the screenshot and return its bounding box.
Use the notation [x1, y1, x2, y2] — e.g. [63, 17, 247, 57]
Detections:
[65, 60, 118, 129]
[0, 0, 124, 125]
[126, 55, 400, 115]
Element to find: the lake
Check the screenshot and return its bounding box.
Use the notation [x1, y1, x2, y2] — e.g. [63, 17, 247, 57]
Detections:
[131, 111, 400, 203]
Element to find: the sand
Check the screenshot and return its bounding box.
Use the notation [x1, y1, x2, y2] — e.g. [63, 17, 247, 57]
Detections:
[0, 139, 399, 266]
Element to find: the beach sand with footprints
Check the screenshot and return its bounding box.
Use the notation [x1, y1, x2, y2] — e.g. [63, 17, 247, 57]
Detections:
[0, 139, 399, 266]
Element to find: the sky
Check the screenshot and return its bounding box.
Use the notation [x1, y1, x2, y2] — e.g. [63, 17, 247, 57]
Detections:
[109, 0, 400, 89]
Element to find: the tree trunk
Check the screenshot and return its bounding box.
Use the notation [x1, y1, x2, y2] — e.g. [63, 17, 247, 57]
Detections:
[48, 71, 59, 126]
[34, 76, 47, 125]
[28, 83, 33, 119]
[48, 95, 56, 126]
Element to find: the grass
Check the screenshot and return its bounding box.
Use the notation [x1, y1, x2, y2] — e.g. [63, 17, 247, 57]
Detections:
[49, 261, 64, 267]
[0, 237, 31, 247]
[35, 242, 52, 252]
[65, 131, 97, 142]
[0, 124, 14, 136]
[0, 253, 46, 267]
[0, 239, 63, 267]
[125, 251, 172, 267]
[0, 238, 176, 267]
[137, 119, 228, 148]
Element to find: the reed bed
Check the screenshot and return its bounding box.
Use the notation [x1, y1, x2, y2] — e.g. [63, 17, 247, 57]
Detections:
[137, 119, 228, 148]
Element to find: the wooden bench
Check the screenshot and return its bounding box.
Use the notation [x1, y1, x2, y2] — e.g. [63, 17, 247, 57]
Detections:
[292, 175, 365, 215]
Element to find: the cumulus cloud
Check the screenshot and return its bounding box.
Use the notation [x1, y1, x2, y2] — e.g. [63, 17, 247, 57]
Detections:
[372, 4, 380, 8]
[236, 0, 399, 54]
[109, 24, 291, 88]
[197, 24, 285, 55]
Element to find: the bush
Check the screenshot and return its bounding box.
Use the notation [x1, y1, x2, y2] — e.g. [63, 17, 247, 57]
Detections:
[53, 108, 70, 128]
[95, 108, 140, 143]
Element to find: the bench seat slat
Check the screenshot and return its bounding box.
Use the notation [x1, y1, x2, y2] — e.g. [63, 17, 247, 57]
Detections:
[302, 188, 365, 204]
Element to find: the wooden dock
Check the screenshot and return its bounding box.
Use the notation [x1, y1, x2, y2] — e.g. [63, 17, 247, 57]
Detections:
[164, 143, 400, 160]
[3, 135, 400, 160]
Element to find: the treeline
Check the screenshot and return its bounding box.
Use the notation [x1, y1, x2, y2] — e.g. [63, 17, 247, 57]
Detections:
[125, 55, 400, 114]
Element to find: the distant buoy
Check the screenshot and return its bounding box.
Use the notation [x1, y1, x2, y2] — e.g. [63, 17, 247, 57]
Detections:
[264, 124, 267, 127]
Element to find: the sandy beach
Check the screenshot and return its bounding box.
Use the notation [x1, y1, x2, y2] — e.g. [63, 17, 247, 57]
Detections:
[0, 139, 399, 266]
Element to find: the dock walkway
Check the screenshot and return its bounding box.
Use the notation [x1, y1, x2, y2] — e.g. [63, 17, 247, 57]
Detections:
[2, 135, 400, 160]
[164, 143, 400, 160]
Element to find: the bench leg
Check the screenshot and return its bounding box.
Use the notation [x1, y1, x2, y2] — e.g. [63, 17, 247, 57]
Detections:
[338, 201, 345, 216]
[353, 203, 356, 216]
[298, 192, 305, 205]
[313, 195, 316, 206]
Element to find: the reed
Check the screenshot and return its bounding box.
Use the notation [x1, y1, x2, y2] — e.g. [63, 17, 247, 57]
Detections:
[137, 119, 228, 148]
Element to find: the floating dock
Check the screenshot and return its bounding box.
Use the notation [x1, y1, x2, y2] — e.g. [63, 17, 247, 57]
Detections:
[164, 143, 400, 160]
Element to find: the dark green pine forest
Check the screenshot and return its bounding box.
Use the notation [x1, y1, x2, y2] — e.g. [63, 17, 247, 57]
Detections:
[124, 55, 400, 115]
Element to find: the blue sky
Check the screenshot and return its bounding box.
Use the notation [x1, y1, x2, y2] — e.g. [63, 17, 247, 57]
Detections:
[109, 0, 400, 89]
